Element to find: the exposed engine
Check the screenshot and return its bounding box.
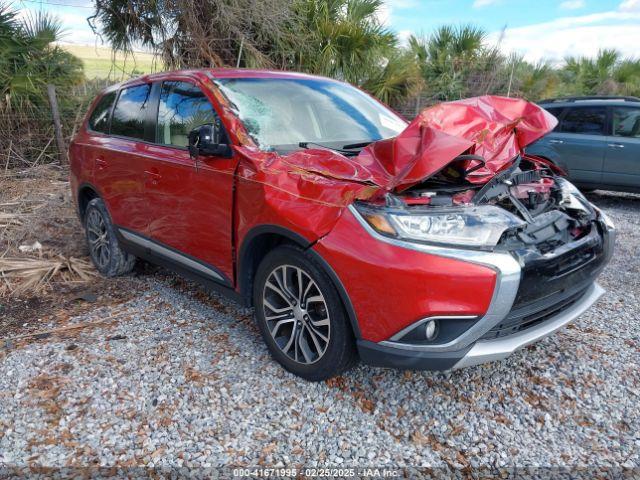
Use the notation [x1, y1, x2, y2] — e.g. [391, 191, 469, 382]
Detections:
[397, 154, 598, 253]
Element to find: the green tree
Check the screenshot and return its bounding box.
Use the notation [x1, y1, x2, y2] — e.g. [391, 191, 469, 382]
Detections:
[295, 0, 395, 83]
[90, 0, 299, 69]
[561, 49, 640, 97]
[295, 0, 419, 103]
[408, 25, 491, 101]
[0, 5, 83, 107]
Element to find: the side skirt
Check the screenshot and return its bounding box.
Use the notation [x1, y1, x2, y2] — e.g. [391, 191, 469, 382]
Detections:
[115, 227, 243, 304]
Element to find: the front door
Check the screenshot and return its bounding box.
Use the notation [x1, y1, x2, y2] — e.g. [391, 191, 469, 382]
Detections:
[143, 79, 238, 284]
[603, 106, 640, 189]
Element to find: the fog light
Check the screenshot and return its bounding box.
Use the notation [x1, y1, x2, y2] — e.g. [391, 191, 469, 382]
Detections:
[425, 320, 438, 340]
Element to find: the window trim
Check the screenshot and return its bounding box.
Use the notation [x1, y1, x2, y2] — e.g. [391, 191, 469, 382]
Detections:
[557, 105, 609, 136]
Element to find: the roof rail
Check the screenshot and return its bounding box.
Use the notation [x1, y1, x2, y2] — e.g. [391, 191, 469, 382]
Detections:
[539, 95, 640, 103]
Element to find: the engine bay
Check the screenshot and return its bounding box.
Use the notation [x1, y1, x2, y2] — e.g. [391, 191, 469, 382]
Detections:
[391, 154, 598, 253]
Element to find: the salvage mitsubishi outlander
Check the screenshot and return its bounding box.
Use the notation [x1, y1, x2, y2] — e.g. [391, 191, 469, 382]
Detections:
[69, 69, 614, 381]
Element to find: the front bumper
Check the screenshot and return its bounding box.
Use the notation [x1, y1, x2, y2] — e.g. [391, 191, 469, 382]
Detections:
[352, 205, 615, 371]
[358, 281, 604, 371]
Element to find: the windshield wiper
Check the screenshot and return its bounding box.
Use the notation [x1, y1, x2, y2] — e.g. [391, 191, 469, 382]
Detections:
[298, 142, 358, 156]
[342, 141, 375, 150]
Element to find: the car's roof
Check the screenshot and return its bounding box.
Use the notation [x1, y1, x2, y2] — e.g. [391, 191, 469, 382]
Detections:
[104, 68, 338, 92]
[539, 97, 640, 108]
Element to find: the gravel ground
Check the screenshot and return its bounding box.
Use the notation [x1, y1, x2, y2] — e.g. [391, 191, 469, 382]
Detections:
[0, 191, 638, 472]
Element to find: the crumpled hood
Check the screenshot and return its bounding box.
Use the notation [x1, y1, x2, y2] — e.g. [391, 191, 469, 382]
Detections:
[358, 95, 558, 191]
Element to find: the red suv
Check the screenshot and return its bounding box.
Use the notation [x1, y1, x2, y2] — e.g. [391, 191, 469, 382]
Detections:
[70, 69, 614, 380]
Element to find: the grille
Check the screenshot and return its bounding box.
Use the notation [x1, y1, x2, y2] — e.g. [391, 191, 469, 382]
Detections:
[481, 287, 588, 340]
[511, 228, 606, 309]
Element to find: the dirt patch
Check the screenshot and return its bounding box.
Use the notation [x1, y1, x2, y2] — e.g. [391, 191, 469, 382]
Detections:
[0, 166, 144, 338]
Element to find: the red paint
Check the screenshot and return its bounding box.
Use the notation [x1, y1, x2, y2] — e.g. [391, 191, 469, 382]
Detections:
[313, 208, 496, 342]
[70, 69, 556, 343]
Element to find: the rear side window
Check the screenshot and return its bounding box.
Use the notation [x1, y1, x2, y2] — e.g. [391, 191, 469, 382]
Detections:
[88, 91, 116, 133]
[559, 107, 606, 135]
[156, 81, 219, 147]
[613, 107, 640, 138]
[111, 84, 152, 140]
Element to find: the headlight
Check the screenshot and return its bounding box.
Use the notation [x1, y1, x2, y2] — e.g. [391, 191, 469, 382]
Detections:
[557, 178, 592, 212]
[591, 205, 615, 231]
[355, 203, 524, 249]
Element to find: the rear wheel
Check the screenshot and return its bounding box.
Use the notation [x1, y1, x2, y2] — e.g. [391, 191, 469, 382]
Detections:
[253, 245, 357, 381]
[84, 198, 136, 277]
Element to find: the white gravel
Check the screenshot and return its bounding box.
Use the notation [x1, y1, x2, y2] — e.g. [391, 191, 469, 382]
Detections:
[0, 191, 638, 472]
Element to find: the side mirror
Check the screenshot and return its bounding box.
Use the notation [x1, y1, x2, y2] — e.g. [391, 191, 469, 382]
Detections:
[188, 121, 232, 159]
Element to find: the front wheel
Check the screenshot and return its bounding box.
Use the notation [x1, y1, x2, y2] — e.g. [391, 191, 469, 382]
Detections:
[253, 245, 357, 381]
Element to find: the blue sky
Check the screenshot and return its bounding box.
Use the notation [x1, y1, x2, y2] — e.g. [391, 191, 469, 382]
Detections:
[11, 0, 640, 63]
[382, 0, 640, 62]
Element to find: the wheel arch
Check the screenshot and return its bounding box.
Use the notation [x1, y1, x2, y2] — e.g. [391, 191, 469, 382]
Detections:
[77, 183, 101, 223]
[238, 225, 361, 339]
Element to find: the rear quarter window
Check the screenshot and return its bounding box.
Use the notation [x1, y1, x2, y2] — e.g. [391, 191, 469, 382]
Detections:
[110, 84, 152, 140]
[88, 91, 116, 133]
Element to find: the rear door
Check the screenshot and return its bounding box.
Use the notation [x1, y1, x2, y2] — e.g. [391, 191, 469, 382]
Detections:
[603, 105, 640, 189]
[547, 106, 608, 187]
[142, 79, 238, 284]
[91, 83, 154, 234]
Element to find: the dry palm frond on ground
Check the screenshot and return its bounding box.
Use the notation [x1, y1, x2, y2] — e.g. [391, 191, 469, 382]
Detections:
[0, 212, 24, 227]
[0, 256, 96, 296]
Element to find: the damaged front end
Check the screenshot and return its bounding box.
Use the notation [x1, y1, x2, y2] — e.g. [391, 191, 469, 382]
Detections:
[355, 153, 608, 255]
[213, 82, 615, 368]
[359, 151, 612, 271]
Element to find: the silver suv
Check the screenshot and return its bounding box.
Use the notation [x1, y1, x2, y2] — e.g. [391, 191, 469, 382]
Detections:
[527, 96, 640, 193]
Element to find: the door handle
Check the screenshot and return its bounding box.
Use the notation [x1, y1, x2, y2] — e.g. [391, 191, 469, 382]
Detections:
[144, 170, 161, 186]
[549, 139, 564, 145]
[608, 143, 625, 149]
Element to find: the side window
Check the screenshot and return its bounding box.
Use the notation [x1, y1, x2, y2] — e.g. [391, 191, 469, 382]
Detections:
[88, 91, 116, 133]
[157, 81, 219, 148]
[559, 107, 606, 135]
[543, 107, 562, 117]
[613, 107, 640, 138]
[111, 84, 152, 140]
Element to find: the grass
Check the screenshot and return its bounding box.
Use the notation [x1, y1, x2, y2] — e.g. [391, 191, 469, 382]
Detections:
[58, 43, 164, 80]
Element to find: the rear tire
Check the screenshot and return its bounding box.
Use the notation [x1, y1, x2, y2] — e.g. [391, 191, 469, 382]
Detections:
[84, 198, 136, 277]
[253, 245, 357, 381]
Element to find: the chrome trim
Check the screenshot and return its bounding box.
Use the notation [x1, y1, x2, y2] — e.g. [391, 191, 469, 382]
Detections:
[452, 282, 605, 369]
[118, 229, 225, 282]
[387, 315, 478, 342]
[348, 205, 522, 352]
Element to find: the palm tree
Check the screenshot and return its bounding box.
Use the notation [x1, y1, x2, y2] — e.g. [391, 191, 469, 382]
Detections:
[561, 49, 640, 97]
[295, 0, 396, 85]
[408, 25, 490, 101]
[0, 4, 83, 108]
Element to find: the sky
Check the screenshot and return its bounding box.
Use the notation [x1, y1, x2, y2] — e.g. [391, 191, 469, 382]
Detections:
[11, 0, 640, 64]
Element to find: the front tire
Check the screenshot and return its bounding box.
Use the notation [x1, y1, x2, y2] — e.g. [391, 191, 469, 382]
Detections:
[253, 245, 357, 381]
[84, 198, 136, 277]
